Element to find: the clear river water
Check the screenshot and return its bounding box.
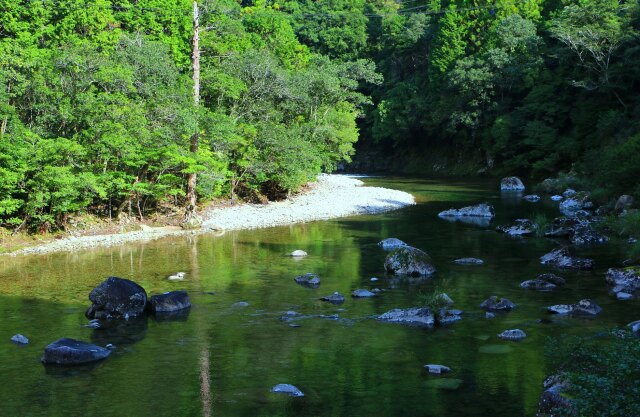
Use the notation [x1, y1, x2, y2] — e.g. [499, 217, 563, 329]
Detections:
[0, 177, 633, 417]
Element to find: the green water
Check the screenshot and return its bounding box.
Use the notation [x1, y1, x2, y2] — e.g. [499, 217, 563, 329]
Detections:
[0, 177, 634, 417]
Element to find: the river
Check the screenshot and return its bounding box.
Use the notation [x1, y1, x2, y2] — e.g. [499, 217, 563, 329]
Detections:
[0, 177, 631, 416]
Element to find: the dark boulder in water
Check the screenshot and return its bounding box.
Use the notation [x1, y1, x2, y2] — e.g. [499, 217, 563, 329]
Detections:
[540, 248, 594, 270]
[377, 307, 435, 328]
[480, 296, 516, 311]
[500, 177, 525, 191]
[148, 291, 191, 313]
[294, 273, 321, 288]
[384, 247, 436, 277]
[320, 292, 345, 305]
[42, 338, 111, 365]
[86, 277, 148, 320]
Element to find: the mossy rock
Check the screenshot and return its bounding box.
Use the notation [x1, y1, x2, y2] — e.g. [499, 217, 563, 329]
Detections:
[384, 246, 436, 277]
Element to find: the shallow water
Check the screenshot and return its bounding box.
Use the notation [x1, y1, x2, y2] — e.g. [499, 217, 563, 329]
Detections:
[0, 177, 634, 417]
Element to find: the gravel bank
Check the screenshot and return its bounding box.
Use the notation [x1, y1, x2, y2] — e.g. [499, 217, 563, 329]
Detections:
[8, 175, 414, 256]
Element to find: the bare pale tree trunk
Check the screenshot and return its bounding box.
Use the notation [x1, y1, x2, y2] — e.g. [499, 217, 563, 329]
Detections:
[185, 1, 202, 228]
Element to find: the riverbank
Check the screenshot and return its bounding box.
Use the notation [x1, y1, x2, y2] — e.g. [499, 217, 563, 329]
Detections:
[4, 174, 414, 256]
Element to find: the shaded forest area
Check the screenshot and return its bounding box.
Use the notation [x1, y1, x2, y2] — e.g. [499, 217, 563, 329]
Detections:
[1, 0, 639, 231]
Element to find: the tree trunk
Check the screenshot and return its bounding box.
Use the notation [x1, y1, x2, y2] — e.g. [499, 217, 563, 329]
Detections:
[185, 1, 201, 226]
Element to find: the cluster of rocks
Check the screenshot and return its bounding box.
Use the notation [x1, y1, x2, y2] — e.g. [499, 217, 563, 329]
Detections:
[605, 267, 640, 300]
[540, 248, 594, 271]
[546, 299, 602, 316]
[38, 276, 191, 366]
[438, 203, 495, 219]
[497, 219, 534, 237]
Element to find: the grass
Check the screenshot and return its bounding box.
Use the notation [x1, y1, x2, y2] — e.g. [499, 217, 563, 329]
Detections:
[532, 213, 551, 237]
[418, 280, 452, 310]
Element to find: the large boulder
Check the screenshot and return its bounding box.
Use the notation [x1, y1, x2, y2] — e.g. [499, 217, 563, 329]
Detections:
[377, 307, 435, 328]
[501, 177, 525, 191]
[86, 277, 148, 320]
[605, 267, 640, 297]
[294, 273, 321, 288]
[41, 338, 111, 365]
[384, 247, 436, 277]
[540, 248, 594, 270]
[480, 296, 516, 311]
[148, 291, 191, 313]
[438, 203, 495, 218]
[559, 191, 593, 216]
[378, 238, 408, 250]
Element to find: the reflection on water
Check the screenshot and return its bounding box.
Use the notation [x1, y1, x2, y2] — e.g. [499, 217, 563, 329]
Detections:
[0, 177, 634, 417]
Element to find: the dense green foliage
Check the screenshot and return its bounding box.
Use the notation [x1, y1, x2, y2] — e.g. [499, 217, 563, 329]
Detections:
[545, 331, 640, 417]
[2, 0, 640, 230]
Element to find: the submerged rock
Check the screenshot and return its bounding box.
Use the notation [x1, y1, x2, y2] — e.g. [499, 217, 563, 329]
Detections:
[320, 292, 345, 305]
[453, 258, 484, 265]
[550, 195, 563, 201]
[85, 277, 148, 320]
[480, 296, 516, 311]
[377, 307, 435, 328]
[378, 238, 408, 250]
[42, 338, 111, 365]
[231, 301, 249, 308]
[294, 273, 321, 288]
[10, 334, 29, 345]
[501, 177, 525, 191]
[520, 273, 565, 291]
[540, 248, 594, 270]
[384, 246, 436, 277]
[352, 289, 376, 298]
[271, 383, 304, 397]
[498, 329, 527, 341]
[290, 250, 308, 257]
[523, 194, 541, 202]
[438, 203, 495, 218]
[497, 219, 534, 236]
[547, 299, 602, 316]
[148, 291, 191, 313]
[424, 364, 452, 374]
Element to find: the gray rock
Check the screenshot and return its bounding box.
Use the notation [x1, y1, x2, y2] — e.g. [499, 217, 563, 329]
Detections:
[501, 177, 525, 191]
[370, 277, 379, 282]
[615, 195, 634, 213]
[231, 301, 249, 308]
[562, 188, 577, 198]
[497, 329, 527, 341]
[616, 292, 634, 300]
[438, 293, 454, 306]
[570, 225, 609, 245]
[627, 320, 640, 334]
[551, 195, 563, 201]
[605, 268, 640, 296]
[538, 375, 574, 416]
[547, 304, 574, 315]
[453, 258, 484, 265]
[520, 279, 556, 291]
[290, 250, 308, 257]
[271, 383, 304, 397]
[148, 291, 191, 313]
[436, 308, 463, 325]
[540, 248, 594, 270]
[480, 296, 516, 311]
[294, 273, 321, 288]
[378, 238, 408, 250]
[547, 299, 602, 316]
[10, 334, 29, 345]
[560, 191, 593, 216]
[424, 364, 452, 374]
[485, 312, 495, 319]
[384, 246, 436, 277]
[523, 194, 541, 202]
[438, 203, 495, 218]
[352, 289, 376, 298]
[538, 273, 566, 286]
[320, 292, 345, 305]
[377, 307, 435, 328]
[497, 219, 534, 236]
[41, 338, 111, 365]
[85, 277, 148, 320]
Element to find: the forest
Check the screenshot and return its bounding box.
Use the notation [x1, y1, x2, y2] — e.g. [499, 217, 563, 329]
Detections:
[1, 0, 639, 231]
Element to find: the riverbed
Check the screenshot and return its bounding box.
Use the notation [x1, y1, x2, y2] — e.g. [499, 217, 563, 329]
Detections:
[0, 177, 633, 417]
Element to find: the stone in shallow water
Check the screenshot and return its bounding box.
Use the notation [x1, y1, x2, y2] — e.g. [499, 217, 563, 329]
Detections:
[551, 195, 563, 201]
[547, 299, 602, 316]
[148, 291, 191, 313]
[501, 177, 525, 191]
[271, 384, 304, 397]
[231, 301, 249, 308]
[85, 276, 147, 320]
[498, 329, 527, 341]
[384, 247, 436, 277]
[424, 378, 463, 390]
[42, 338, 111, 365]
[496, 219, 534, 237]
[378, 238, 408, 250]
[520, 279, 556, 291]
[453, 258, 484, 265]
[438, 203, 495, 218]
[424, 364, 452, 374]
[320, 292, 345, 305]
[523, 194, 541, 202]
[480, 296, 516, 311]
[540, 248, 594, 270]
[294, 273, 321, 288]
[11, 334, 29, 345]
[290, 250, 307, 257]
[352, 289, 376, 298]
[479, 345, 514, 354]
[377, 307, 435, 328]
